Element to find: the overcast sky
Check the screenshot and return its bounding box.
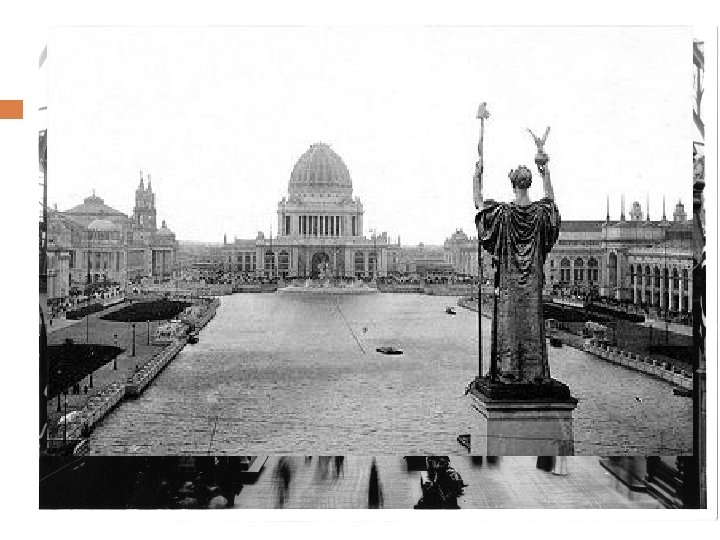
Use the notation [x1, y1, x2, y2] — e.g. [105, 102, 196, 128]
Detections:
[47, 26, 691, 244]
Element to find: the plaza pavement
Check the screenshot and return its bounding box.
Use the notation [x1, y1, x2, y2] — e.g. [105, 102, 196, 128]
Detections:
[232, 456, 664, 509]
[46, 300, 165, 437]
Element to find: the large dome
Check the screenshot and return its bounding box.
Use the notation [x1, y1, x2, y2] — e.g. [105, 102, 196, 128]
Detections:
[288, 143, 352, 196]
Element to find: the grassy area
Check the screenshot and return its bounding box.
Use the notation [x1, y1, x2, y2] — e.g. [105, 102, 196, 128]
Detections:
[48, 342, 124, 398]
[66, 303, 106, 320]
[101, 300, 191, 323]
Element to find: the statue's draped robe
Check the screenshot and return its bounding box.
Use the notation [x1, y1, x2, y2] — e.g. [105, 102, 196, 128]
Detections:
[476, 197, 561, 383]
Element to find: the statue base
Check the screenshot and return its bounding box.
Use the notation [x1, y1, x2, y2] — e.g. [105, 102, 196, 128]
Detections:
[467, 376, 578, 456]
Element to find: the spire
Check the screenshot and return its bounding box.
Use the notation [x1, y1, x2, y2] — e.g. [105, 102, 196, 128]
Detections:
[646, 193, 650, 221]
[620, 194, 626, 222]
[606, 195, 610, 223]
[662, 195, 667, 221]
[139, 169, 144, 190]
[223, 233, 227, 246]
[147, 173, 152, 192]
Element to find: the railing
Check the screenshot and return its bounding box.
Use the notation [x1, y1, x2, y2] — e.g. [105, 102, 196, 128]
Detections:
[583, 340, 692, 390]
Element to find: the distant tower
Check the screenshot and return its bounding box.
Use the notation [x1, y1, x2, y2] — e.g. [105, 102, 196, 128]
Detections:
[630, 201, 643, 222]
[646, 193, 651, 222]
[620, 194, 626, 222]
[662, 195, 668, 223]
[673, 199, 687, 222]
[133, 170, 157, 231]
[223, 233, 227, 246]
[606, 195, 610, 223]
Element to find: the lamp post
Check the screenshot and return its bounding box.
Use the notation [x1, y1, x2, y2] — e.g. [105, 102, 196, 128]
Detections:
[56, 368, 62, 412]
[63, 387, 67, 446]
[132, 323, 136, 356]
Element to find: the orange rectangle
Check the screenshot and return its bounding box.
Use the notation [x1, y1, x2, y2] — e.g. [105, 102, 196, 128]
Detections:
[0, 100, 23, 119]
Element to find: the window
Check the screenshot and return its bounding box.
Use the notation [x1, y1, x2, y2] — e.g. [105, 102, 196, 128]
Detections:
[352, 216, 357, 236]
[560, 258, 570, 283]
[354, 251, 365, 274]
[279, 251, 290, 275]
[285, 216, 290, 235]
[574, 258, 584, 282]
[264, 251, 275, 272]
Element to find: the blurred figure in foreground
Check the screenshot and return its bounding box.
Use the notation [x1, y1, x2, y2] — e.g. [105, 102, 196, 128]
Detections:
[334, 456, 345, 479]
[274, 457, 293, 508]
[368, 459, 384, 509]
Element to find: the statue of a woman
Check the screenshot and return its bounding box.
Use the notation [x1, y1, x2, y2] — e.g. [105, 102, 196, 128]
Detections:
[473, 147, 560, 384]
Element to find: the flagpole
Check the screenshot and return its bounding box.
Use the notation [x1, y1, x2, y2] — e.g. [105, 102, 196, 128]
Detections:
[475, 102, 489, 380]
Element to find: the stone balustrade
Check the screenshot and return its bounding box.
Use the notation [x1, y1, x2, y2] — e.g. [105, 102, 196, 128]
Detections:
[582, 339, 692, 390]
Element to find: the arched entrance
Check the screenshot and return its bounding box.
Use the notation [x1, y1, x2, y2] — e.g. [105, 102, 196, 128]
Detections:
[310, 252, 330, 279]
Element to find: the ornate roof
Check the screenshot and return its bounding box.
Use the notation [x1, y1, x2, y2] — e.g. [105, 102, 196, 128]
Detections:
[288, 143, 353, 196]
[66, 194, 126, 218]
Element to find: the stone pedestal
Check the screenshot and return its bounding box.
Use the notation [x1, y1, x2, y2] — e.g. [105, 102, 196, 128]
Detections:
[467, 377, 578, 455]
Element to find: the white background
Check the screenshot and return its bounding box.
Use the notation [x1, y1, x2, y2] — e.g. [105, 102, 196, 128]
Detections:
[48, 26, 689, 244]
[0, 0, 717, 537]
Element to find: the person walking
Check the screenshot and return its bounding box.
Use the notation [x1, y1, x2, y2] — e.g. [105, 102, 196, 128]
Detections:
[275, 457, 292, 508]
[334, 456, 345, 479]
[368, 459, 384, 509]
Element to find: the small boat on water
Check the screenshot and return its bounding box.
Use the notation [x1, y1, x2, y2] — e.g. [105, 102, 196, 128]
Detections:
[377, 346, 403, 355]
[673, 387, 692, 398]
[549, 336, 562, 348]
[445, 307, 456, 315]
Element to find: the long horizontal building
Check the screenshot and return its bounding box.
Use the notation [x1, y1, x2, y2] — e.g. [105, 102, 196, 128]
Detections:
[443, 198, 693, 314]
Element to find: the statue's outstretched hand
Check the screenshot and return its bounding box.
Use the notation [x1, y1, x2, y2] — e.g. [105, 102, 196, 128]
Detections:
[535, 152, 549, 176]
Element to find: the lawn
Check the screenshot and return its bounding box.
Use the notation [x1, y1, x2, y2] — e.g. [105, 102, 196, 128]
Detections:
[100, 300, 191, 323]
[66, 303, 106, 320]
[48, 342, 124, 398]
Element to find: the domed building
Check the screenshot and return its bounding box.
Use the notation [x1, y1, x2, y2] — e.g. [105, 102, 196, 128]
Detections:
[223, 143, 390, 279]
[45, 172, 178, 299]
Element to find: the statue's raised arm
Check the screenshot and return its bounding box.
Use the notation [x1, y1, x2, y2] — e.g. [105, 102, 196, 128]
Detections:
[527, 126, 554, 200]
[474, 103, 490, 209]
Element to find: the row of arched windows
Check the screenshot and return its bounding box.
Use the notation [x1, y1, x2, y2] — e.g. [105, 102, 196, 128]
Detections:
[551, 257, 599, 283]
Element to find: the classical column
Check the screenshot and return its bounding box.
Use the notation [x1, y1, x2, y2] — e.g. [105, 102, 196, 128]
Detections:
[679, 274, 684, 312]
[660, 271, 666, 310]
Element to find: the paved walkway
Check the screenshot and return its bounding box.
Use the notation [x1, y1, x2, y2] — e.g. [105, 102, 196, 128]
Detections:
[232, 456, 663, 509]
[47, 301, 165, 438]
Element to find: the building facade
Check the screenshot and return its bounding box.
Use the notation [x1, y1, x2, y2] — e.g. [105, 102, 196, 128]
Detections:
[45, 172, 178, 299]
[221, 143, 391, 279]
[443, 198, 692, 315]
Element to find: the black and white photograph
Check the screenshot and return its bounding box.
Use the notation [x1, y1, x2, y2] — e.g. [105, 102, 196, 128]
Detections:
[39, 26, 702, 459]
[0, 1, 715, 527]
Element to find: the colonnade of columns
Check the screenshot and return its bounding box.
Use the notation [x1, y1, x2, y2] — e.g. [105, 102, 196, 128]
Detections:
[631, 267, 691, 312]
[296, 214, 343, 237]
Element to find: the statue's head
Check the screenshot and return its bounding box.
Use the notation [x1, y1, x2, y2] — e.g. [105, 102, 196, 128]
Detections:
[509, 166, 533, 190]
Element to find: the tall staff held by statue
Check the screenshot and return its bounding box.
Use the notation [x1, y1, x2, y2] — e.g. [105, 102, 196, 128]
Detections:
[473, 102, 490, 378]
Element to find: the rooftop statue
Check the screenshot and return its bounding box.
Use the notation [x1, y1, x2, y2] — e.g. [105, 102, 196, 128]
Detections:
[473, 126, 561, 385]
